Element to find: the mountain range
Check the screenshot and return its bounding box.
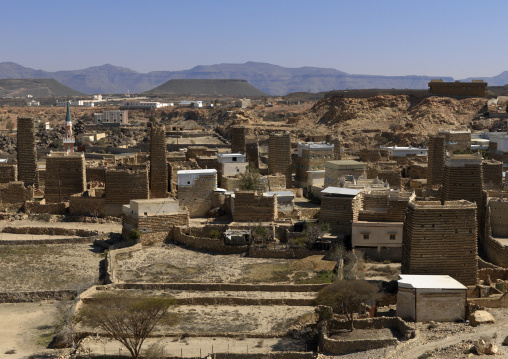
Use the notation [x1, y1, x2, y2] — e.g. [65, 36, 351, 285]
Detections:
[0, 61, 504, 96]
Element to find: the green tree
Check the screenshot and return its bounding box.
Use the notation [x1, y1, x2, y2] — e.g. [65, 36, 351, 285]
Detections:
[5, 120, 14, 132]
[315, 279, 379, 331]
[78, 293, 178, 358]
[239, 163, 261, 191]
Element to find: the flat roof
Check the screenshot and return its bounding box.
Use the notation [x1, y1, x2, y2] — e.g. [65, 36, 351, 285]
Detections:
[398, 275, 467, 290]
[264, 191, 295, 197]
[325, 160, 366, 169]
[321, 187, 362, 196]
[177, 169, 217, 175]
[130, 198, 177, 204]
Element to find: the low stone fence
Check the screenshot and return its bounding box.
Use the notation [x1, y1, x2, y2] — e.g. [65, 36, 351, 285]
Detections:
[24, 201, 67, 214]
[75, 351, 316, 359]
[112, 283, 327, 292]
[0, 290, 77, 303]
[84, 296, 313, 306]
[319, 317, 414, 355]
[248, 246, 327, 259]
[2, 226, 100, 237]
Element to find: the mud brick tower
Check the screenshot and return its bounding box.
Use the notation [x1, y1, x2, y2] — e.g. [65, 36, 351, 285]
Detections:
[268, 132, 292, 188]
[426, 135, 445, 186]
[150, 123, 168, 198]
[16, 117, 38, 187]
[45, 152, 86, 203]
[231, 125, 247, 154]
[401, 200, 478, 286]
[326, 135, 342, 160]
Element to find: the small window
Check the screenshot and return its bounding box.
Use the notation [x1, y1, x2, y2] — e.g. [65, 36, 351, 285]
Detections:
[389, 234, 396, 240]
[454, 229, 459, 234]
[363, 234, 369, 240]
[187, 181, 191, 185]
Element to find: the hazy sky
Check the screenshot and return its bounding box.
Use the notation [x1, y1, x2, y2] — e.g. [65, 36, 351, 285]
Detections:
[1, 0, 507, 78]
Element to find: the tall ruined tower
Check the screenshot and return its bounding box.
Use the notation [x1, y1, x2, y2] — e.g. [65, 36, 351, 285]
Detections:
[231, 125, 247, 154]
[401, 200, 478, 286]
[150, 123, 168, 198]
[268, 132, 292, 188]
[426, 134, 445, 186]
[16, 117, 38, 187]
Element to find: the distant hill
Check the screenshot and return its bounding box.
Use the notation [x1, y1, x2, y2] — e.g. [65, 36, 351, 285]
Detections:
[0, 61, 481, 96]
[0, 78, 83, 98]
[146, 79, 267, 97]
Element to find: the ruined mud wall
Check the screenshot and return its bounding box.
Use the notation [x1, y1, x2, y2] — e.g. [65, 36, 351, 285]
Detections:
[233, 191, 277, 222]
[45, 155, 86, 203]
[69, 195, 106, 217]
[178, 174, 217, 217]
[0, 182, 33, 204]
[24, 201, 67, 214]
[122, 212, 189, 239]
[0, 164, 17, 183]
[105, 169, 149, 216]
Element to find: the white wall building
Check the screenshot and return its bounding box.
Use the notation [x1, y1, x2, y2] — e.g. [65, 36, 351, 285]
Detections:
[121, 101, 172, 109]
[123, 198, 179, 216]
[94, 110, 128, 125]
[177, 169, 217, 186]
[380, 145, 428, 157]
[351, 221, 403, 261]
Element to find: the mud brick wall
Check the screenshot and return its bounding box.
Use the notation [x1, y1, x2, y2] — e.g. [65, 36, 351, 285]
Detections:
[0, 164, 17, 183]
[407, 163, 427, 179]
[24, 201, 67, 214]
[150, 124, 168, 198]
[320, 194, 362, 235]
[483, 160, 503, 190]
[245, 141, 259, 166]
[376, 170, 402, 189]
[69, 194, 106, 217]
[167, 152, 186, 162]
[186, 146, 216, 160]
[359, 149, 388, 162]
[233, 191, 277, 222]
[168, 161, 199, 193]
[45, 155, 86, 203]
[427, 135, 445, 186]
[327, 136, 342, 160]
[196, 156, 218, 171]
[231, 125, 247, 154]
[105, 169, 149, 205]
[16, 117, 38, 187]
[267, 174, 287, 191]
[86, 166, 106, 183]
[268, 133, 292, 188]
[401, 200, 478, 285]
[221, 176, 242, 191]
[485, 236, 508, 268]
[441, 131, 471, 152]
[178, 174, 217, 217]
[122, 212, 189, 239]
[0, 182, 33, 204]
[363, 193, 388, 210]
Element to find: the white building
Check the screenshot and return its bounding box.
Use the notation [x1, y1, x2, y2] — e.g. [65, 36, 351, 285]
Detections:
[397, 275, 467, 322]
[217, 153, 246, 163]
[123, 198, 179, 216]
[121, 101, 172, 109]
[179, 101, 203, 108]
[380, 145, 428, 157]
[94, 110, 128, 125]
[177, 169, 217, 186]
[351, 221, 403, 261]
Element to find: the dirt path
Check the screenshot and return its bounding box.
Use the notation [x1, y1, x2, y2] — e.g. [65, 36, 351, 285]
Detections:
[388, 308, 508, 358]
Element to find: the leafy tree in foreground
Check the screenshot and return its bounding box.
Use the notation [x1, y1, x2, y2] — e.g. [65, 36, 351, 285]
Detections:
[315, 279, 379, 331]
[239, 162, 261, 191]
[78, 293, 178, 358]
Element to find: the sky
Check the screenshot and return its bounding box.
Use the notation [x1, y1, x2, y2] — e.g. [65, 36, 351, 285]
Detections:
[1, 0, 507, 79]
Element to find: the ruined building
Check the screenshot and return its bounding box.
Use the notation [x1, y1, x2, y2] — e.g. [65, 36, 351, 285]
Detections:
[232, 191, 278, 222]
[439, 129, 471, 153]
[429, 79, 487, 98]
[485, 198, 508, 267]
[16, 117, 38, 187]
[45, 152, 86, 203]
[482, 159, 503, 190]
[177, 169, 217, 217]
[426, 134, 445, 186]
[231, 125, 247, 154]
[150, 123, 168, 198]
[326, 135, 342, 160]
[268, 132, 292, 188]
[401, 200, 478, 286]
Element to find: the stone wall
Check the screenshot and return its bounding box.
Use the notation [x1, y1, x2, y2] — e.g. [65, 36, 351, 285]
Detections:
[483, 160, 503, 190]
[24, 201, 67, 214]
[0, 163, 17, 183]
[122, 211, 189, 239]
[86, 166, 106, 183]
[178, 173, 217, 217]
[0, 181, 33, 204]
[233, 191, 277, 222]
[69, 194, 106, 217]
[45, 154, 86, 203]
[320, 194, 362, 235]
[0, 290, 77, 303]
[319, 317, 413, 355]
[248, 246, 327, 259]
[16, 117, 38, 187]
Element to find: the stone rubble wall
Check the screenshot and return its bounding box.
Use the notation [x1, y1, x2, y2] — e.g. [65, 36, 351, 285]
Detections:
[45, 155, 87, 203]
[0, 181, 33, 204]
[233, 191, 277, 222]
[69, 194, 106, 217]
[0, 163, 17, 183]
[178, 174, 217, 217]
[24, 201, 67, 214]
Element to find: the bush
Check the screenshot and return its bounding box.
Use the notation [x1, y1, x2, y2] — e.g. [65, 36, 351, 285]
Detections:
[208, 228, 221, 239]
[129, 228, 141, 242]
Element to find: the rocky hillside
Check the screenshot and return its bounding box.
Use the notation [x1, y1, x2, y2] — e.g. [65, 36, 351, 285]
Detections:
[0, 79, 83, 97]
[306, 95, 488, 148]
[145, 79, 267, 97]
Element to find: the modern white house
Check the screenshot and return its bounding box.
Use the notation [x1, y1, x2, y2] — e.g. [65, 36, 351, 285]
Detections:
[397, 275, 467, 322]
[380, 145, 428, 157]
[351, 221, 403, 261]
[94, 110, 129, 125]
